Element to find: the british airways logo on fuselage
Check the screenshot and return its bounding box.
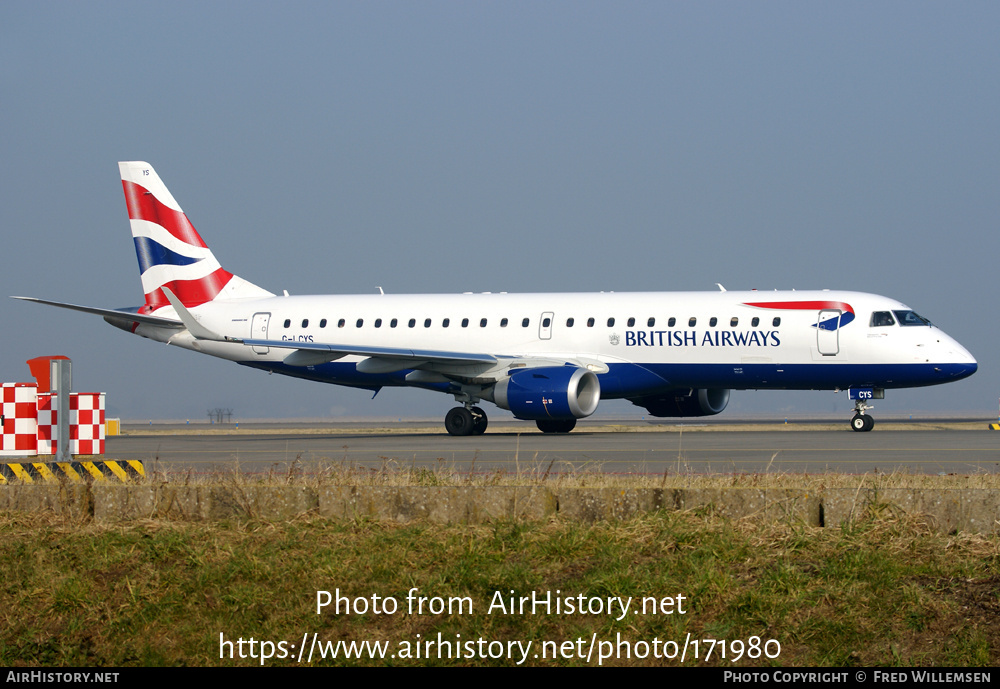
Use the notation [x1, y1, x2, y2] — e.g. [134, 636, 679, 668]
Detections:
[744, 300, 856, 331]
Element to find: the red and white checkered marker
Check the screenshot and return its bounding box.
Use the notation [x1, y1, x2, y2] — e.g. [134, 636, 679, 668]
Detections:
[0, 383, 39, 456]
[37, 392, 105, 456]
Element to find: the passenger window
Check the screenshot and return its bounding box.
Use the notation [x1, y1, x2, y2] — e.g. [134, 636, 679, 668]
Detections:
[301, 319, 309, 328]
[668, 317, 676, 327]
[751, 317, 759, 327]
[461, 318, 469, 328]
[566, 317, 574, 327]
[772, 317, 781, 327]
[587, 317, 595, 327]
[709, 317, 717, 327]
[730, 317, 738, 327]
[607, 317, 615, 327]
[408, 318, 416, 328]
[374, 318, 382, 328]
[356, 318, 363, 328]
[627, 317, 635, 327]
[480, 318, 487, 327]
[390, 318, 397, 328]
[442, 318, 450, 328]
[338, 319, 346, 328]
[870, 312, 895, 327]
[688, 317, 696, 327]
[320, 319, 327, 328]
[424, 318, 431, 328]
[542, 317, 551, 327]
[522, 318, 529, 327]
[647, 317, 655, 327]
[283, 319, 291, 328]
[500, 318, 508, 327]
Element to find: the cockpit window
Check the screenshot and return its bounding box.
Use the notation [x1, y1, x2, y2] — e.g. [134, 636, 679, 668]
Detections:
[870, 311, 895, 327]
[893, 310, 932, 327]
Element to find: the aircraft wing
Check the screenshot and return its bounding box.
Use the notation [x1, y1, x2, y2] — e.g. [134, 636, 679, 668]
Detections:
[12, 296, 183, 328]
[243, 338, 498, 367]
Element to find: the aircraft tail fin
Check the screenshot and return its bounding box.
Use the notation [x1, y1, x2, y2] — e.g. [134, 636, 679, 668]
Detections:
[119, 161, 272, 312]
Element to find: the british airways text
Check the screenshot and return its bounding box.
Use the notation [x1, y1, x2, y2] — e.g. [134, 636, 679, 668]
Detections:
[625, 330, 781, 347]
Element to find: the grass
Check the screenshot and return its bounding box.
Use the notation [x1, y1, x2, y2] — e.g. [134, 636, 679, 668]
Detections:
[1, 501, 998, 666]
[140, 453, 1000, 490]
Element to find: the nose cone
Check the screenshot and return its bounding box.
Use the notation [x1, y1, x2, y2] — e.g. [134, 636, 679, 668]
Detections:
[941, 334, 977, 381]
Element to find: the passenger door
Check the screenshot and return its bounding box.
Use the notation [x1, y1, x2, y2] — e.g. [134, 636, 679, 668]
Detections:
[816, 309, 841, 356]
[251, 312, 271, 354]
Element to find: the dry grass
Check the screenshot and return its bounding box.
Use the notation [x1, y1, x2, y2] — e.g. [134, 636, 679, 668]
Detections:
[1, 507, 997, 666]
[136, 455, 1000, 491]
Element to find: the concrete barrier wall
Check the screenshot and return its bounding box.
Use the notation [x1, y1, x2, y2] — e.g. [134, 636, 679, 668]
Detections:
[0, 484, 997, 533]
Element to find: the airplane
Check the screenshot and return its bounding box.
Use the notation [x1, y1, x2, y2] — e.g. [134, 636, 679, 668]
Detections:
[15, 162, 977, 435]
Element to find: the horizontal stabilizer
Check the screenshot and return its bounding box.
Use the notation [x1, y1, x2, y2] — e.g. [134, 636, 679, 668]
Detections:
[11, 296, 182, 328]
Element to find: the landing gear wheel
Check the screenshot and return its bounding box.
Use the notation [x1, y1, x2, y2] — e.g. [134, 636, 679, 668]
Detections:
[445, 407, 475, 436]
[850, 414, 875, 432]
[471, 406, 488, 435]
[536, 418, 577, 434]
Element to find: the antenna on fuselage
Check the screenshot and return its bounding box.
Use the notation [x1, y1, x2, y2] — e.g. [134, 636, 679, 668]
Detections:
[376, 286, 384, 295]
[716, 283, 726, 292]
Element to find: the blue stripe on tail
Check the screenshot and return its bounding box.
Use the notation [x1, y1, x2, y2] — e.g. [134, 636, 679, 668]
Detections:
[133, 236, 202, 275]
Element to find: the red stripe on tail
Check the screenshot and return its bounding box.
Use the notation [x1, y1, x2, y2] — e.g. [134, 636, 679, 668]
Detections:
[122, 180, 209, 248]
[140, 267, 234, 311]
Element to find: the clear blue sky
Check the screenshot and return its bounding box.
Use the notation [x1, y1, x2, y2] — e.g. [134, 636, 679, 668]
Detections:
[3, 2, 998, 420]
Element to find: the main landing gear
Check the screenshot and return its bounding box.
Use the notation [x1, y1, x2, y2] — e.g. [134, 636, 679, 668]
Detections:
[850, 398, 875, 432]
[445, 405, 488, 436]
[442, 405, 578, 435]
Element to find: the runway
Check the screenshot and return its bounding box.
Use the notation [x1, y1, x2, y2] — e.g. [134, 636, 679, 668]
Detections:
[107, 419, 1000, 476]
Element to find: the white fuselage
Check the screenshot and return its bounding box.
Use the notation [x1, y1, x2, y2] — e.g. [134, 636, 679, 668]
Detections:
[132, 289, 976, 398]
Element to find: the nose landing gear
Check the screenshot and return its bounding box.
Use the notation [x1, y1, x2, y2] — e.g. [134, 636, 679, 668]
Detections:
[849, 394, 875, 432]
[847, 388, 882, 432]
[851, 412, 875, 432]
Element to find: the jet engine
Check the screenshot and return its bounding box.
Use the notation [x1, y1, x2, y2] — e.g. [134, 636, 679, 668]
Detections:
[631, 388, 730, 417]
[490, 366, 600, 420]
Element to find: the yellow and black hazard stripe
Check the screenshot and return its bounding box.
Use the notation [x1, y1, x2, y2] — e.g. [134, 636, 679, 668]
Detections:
[990, 424, 1000, 431]
[0, 462, 59, 484]
[0, 460, 144, 484]
[70, 460, 145, 482]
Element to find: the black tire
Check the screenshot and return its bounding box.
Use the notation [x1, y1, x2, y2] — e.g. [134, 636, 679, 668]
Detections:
[536, 418, 577, 434]
[445, 407, 474, 436]
[851, 414, 867, 432]
[863, 414, 875, 432]
[471, 406, 488, 435]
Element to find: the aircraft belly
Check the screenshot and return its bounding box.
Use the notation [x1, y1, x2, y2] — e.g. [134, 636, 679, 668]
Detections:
[639, 362, 973, 391]
[597, 364, 673, 399]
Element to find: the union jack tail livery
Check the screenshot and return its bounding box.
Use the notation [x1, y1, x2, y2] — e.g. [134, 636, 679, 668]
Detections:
[119, 162, 271, 313]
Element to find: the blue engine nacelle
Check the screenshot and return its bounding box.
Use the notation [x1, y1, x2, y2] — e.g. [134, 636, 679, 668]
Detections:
[630, 388, 730, 417]
[491, 366, 601, 420]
